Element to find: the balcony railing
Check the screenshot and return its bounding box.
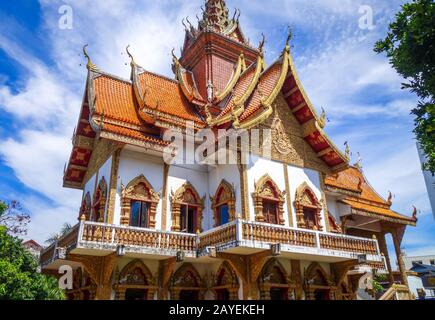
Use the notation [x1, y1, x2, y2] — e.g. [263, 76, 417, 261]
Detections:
[40, 219, 381, 267]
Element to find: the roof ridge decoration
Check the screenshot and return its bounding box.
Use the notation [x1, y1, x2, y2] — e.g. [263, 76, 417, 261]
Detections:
[172, 49, 205, 105]
[234, 32, 292, 130]
[83, 45, 99, 72]
[206, 52, 265, 126]
[214, 52, 246, 102]
[127, 45, 147, 110]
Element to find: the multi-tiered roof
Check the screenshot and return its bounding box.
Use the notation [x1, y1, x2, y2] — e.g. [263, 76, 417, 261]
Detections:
[63, 0, 416, 225]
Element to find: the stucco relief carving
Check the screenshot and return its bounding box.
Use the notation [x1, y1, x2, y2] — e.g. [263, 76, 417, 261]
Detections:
[294, 182, 323, 231]
[252, 174, 286, 225]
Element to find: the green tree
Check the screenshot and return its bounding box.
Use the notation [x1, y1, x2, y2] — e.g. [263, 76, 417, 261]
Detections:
[0, 203, 64, 300]
[375, 0, 435, 173]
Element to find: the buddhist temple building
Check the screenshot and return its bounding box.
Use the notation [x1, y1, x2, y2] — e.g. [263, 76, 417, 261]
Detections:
[40, 0, 417, 300]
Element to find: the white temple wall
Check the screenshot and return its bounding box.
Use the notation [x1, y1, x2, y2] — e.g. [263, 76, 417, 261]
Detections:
[327, 195, 341, 222]
[83, 173, 96, 203]
[117, 150, 164, 228]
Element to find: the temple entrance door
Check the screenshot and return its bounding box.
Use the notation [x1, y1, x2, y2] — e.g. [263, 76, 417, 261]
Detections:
[314, 289, 330, 301]
[125, 289, 148, 300]
[180, 205, 197, 233]
[216, 289, 230, 300]
[270, 287, 288, 300]
[179, 290, 199, 300]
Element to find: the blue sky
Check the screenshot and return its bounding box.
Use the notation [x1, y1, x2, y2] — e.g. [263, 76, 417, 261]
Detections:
[0, 0, 433, 262]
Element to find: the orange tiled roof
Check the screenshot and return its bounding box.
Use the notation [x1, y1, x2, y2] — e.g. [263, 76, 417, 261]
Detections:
[326, 167, 416, 224]
[341, 198, 415, 223]
[137, 71, 204, 122]
[101, 123, 168, 146]
[325, 167, 388, 205]
[93, 75, 141, 126]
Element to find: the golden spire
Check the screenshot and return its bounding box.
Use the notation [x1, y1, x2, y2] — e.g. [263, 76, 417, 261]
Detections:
[82, 44, 99, 71]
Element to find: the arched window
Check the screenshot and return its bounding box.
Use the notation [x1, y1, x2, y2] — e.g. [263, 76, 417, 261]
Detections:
[170, 263, 204, 300]
[79, 192, 91, 221]
[212, 261, 239, 300]
[170, 182, 204, 233]
[294, 183, 323, 231]
[120, 175, 160, 228]
[258, 258, 295, 300]
[114, 260, 157, 300]
[92, 178, 107, 222]
[211, 180, 236, 227]
[304, 262, 335, 300]
[252, 174, 285, 225]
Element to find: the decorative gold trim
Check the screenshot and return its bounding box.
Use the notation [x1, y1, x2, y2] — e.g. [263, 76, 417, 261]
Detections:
[161, 163, 170, 231]
[170, 182, 205, 233]
[107, 149, 121, 224]
[238, 160, 250, 220]
[211, 180, 236, 227]
[120, 175, 161, 227]
[215, 53, 246, 102]
[235, 45, 290, 130]
[283, 164, 294, 227]
[208, 54, 265, 127]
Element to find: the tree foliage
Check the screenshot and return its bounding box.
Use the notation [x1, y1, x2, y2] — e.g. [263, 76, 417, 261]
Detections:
[0, 204, 64, 300]
[375, 0, 435, 173]
[0, 200, 30, 236]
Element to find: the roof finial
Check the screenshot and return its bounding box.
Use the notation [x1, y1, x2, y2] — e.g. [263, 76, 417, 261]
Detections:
[344, 141, 351, 161]
[285, 26, 293, 51]
[319, 107, 326, 129]
[354, 152, 363, 169]
[126, 45, 136, 66]
[387, 191, 393, 205]
[236, 8, 241, 21]
[412, 206, 418, 220]
[182, 18, 188, 31]
[83, 44, 98, 71]
[186, 17, 194, 31]
[258, 33, 266, 54]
